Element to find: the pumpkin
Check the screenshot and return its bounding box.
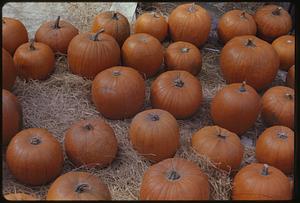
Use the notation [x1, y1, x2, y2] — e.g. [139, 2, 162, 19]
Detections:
[286, 65, 295, 89]
[151, 70, 202, 119]
[47, 171, 111, 200]
[2, 17, 28, 55]
[254, 5, 292, 42]
[129, 109, 180, 162]
[256, 125, 294, 174]
[217, 9, 257, 44]
[4, 193, 38, 200]
[134, 12, 168, 42]
[35, 16, 79, 54]
[272, 35, 295, 71]
[164, 41, 202, 75]
[67, 29, 120, 79]
[2, 89, 22, 146]
[140, 158, 209, 200]
[261, 86, 294, 129]
[121, 33, 163, 78]
[91, 11, 130, 46]
[232, 163, 292, 200]
[211, 82, 261, 135]
[6, 128, 63, 186]
[168, 3, 211, 47]
[64, 118, 118, 167]
[13, 40, 55, 80]
[91, 66, 145, 119]
[220, 35, 279, 90]
[192, 125, 244, 171]
[2, 48, 17, 90]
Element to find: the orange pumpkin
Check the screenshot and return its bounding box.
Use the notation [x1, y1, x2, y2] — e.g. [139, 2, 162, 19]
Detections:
[4, 193, 38, 200]
[2, 48, 17, 90]
[286, 65, 295, 89]
[272, 35, 295, 71]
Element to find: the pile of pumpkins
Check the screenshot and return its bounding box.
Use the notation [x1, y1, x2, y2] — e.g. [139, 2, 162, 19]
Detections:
[2, 3, 295, 200]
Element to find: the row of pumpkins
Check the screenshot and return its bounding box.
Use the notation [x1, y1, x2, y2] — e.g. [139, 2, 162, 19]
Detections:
[3, 3, 295, 200]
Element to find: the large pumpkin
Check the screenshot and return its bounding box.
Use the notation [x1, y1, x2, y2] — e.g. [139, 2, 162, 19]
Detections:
[140, 158, 210, 200]
[6, 128, 63, 186]
[47, 171, 111, 200]
[2, 48, 17, 90]
[272, 35, 295, 71]
[67, 29, 120, 79]
[286, 65, 295, 89]
[256, 125, 294, 174]
[64, 118, 118, 167]
[261, 86, 294, 129]
[4, 193, 38, 200]
[91, 66, 145, 119]
[168, 3, 211, 47]
[121, 33, 163, 78]
[232, 163, 292, 200]
[210, 82, 261, 135]
[151, 70, 202, 119]
[164, 41, 202, 75]
[220, 35, 279, 90]
[191, 125, 244, 171]
[129, 109, 180, 162]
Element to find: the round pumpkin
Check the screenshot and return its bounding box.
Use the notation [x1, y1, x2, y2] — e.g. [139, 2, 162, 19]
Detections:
[286, 65, 295, 89]
[35, 16, 79, 54]
[151, 70, 202, 119]
[232, 163, 292, 200]
[129, 109, 180, 162]
[13, 40, 55, 80]
[272, 35, 295, 71]
[261, 86, 294, 129]
[67, 29, 120, 79]
[2, 89, 22, 146]
[2, 17, 28, 55]
[2, 48, 17, 90]
[121, 33, 163, 78]
[6, 128, 63, 186]
[140, 157, 210, 200]
[91, 11, 130, 46]
[4, 193, 38, 200]
[47, 171, 111, 200]
[168, 3, 211, 47]
[91, 66, 145, 119]
[134, 12, 168, 42]
[220, 35, 279, 90]
[256, 126, 294, 174]
[164, 41, 202, 75]
[211, 82, 261, 135]
[217, 9, 257, 44]
[192, 125, 244, 171]
[64, 118, 118, 167]
[254, 5, 292, 42]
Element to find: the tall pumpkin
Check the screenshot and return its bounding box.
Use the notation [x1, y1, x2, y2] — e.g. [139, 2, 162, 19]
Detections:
[286, 65, 295, 89]
[2, 48, 17, 90]
[272, 35, 295, 71]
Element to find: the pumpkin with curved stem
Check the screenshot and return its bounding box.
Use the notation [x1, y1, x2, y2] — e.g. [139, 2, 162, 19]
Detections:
[272, 35, 295, 71]
[4, 193, 38, 200]
[2, 48, 17, 90]
[286, 65, 295, 89]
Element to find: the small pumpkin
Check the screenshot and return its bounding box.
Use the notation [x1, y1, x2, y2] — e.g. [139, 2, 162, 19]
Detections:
[261, 86, 294, 129]
[140, 157, 210, 200]
[91, 66, 145, 119]
[272, 35, 295, 71]
[35, 16, 79, 54]
[217, 9, 257, 44]
[164, 41, 202, 75]
[220, 35, 279, 90]
[4, 193, 38, 200]
[13, 40, 55, 80]
[286, 65, 295, 89]
[47, 171, 111, 200]
[2, 17, 28, 55]
[6, 128, 63, 186]
[129, 109, 180, 162]
[2, 48, 17, 90]
[67, 29, 120, 79]
[232, 163, 292, 200]
[256, 125, 294, 174]
[91, 11, 130, 46]
[211, 82, 261, 135]
[168, 3, 211, 47]
[192, 125, 244, 171]
[64, 118, 118, 167]
[121, 33, 163, 78]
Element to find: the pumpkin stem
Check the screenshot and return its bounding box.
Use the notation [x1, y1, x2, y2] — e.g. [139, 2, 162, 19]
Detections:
[54, 16, 61, 29]
[188, 2, 196, 13]
[261, 164, 269, 176]
[240, 11, 247, 19]
[112, 70, 121, 76]
[30, 137, 41, 145]
[239, 81, 247, 92]
[90, 28, 105, 41]
[245, 39, 256, 47]
[112, 11, 119, 20]
[181, 47, 190, 53]
[153, 12, 160, 18]
[84, 124, 94, 131]
[174, 77, 184, 88]
[218, 134, 227, 139]
[285, 93, 293, 100]
[272, 7, 282, 16]
[277, 132, 288, 139]
[75, 183, 89, 193]
[29, 39, 36, 50]
[167, 170, 181, 180]
[148, 113, 160, 121]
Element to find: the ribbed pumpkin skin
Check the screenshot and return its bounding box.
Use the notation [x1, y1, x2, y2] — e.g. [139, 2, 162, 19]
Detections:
[47, 172, 111, 200]
[272, 35, 295, 71]
[4, 193, 38, 200]
[232, 163, 292, 200]
[256, 126, 294, 174]
[2, 48, 17, 90]
[168, 3, 211, 47]
[140, 158, 210, 200]
[286, 65, 295, 89]
[220, 35, 279, 90]
[192, 126, 244, 171]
